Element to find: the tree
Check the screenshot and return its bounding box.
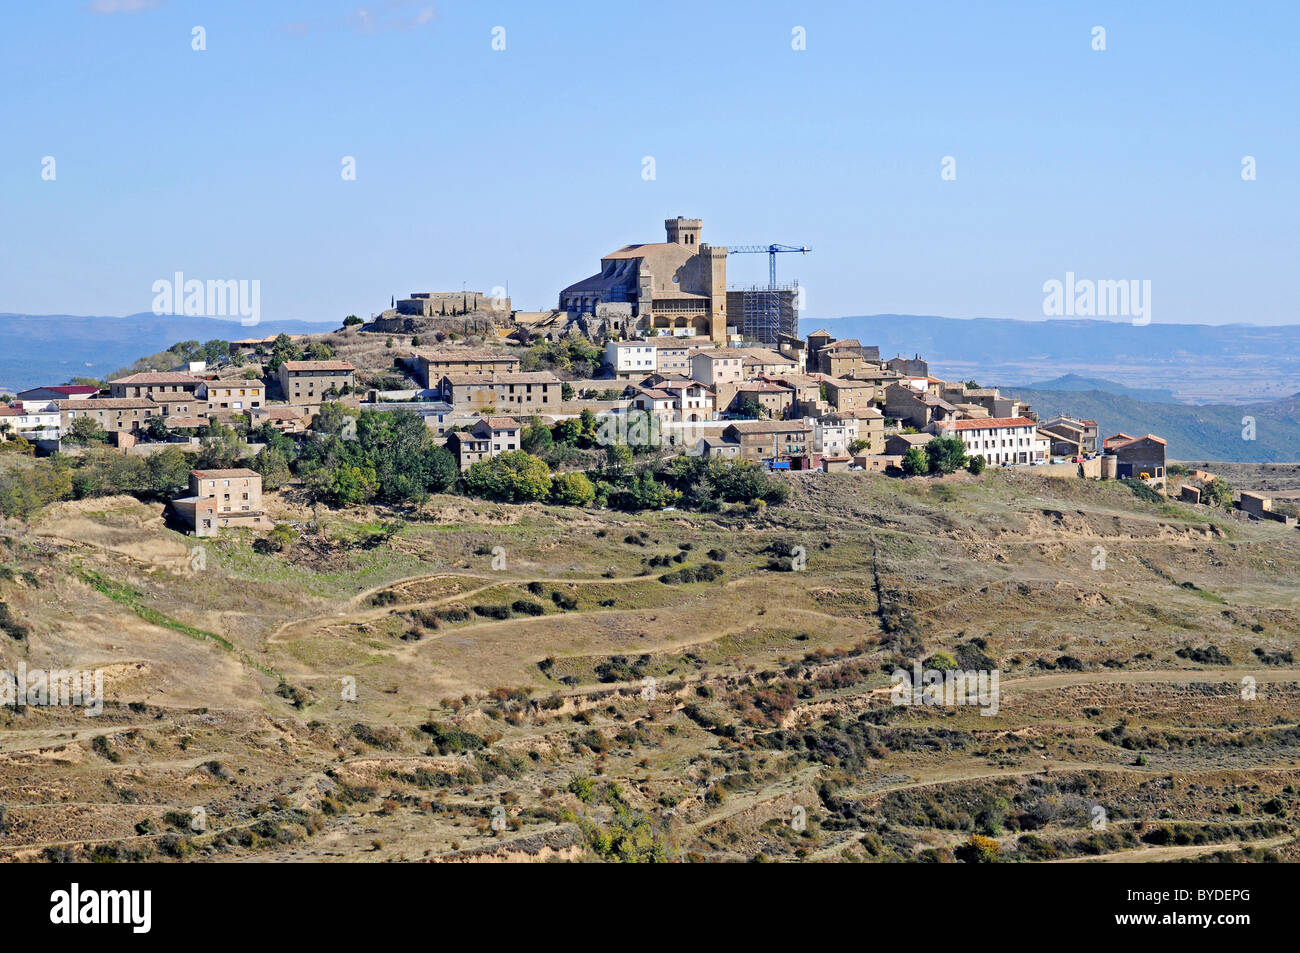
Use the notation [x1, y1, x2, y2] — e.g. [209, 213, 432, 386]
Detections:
[849, 438, 870, 455]
[463, 451, 552, 502]
[202, 339, 232, 366]
[144, 446, 192, 498]
[925, 435, 967, 475]
[735, 399, 768, 420]
[1205, 477, 1234, 509]
[144, 415, 170, 442]
[551, 471, 596, 507]
[196, 419, 244, 469]
[251, 447, 292, 490]
[521, 421, 553, 455]
[603, 444, 633, 474]
[343, 315, 363, 327]
[561, 382, 575, 402]
[625, 471, 675, 510]
[902, 447, 927, 476]
[65, 415, 108, 446]
[967, 454, 987, 475]
[553, 419, 582, 446]
[313, 401, 359, 437]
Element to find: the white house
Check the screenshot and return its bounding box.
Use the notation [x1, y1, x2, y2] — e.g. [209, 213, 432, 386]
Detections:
[689, 349, 747, 387]
[931, 416, 1050, 465]
[660, 380, 715, 422]
[812, 414, 851, 457]
[475, 416, 522, 455]
[1, 401, 62, 437]
[605, 340, 658, 379]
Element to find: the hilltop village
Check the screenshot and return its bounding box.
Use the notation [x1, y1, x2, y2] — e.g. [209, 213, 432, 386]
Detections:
[3, 215, 1274, 535]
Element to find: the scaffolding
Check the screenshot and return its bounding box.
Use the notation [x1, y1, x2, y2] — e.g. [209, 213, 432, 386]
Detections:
[731, 282, 799, 345]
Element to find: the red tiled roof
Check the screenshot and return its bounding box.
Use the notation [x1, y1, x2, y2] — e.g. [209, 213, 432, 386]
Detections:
[191, 468, 260, 479]
[59, 398, 160, 410]
[21, 385, 99, 396]
[281, 360, 355, 371]
[110, 372, 201, 385]
[938, 416, 1037, 432]
[1107, 433, 1167, 450]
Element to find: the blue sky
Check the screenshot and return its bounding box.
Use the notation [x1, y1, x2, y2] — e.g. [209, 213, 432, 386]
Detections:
[1, 0, 1296, 326]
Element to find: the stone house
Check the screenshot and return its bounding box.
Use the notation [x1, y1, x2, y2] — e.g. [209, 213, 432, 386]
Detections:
[439, 371, 561, 413]
[172, 468, 271, 537]
[278, 360, 356, 405]
[410, 350, 520, 388]
[108, 371, 202, 401]
[721, 419, 812, 464]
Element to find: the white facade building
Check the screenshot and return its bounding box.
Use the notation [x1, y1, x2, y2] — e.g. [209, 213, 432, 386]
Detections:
[605, 340, 658, 379]
[2, 401, 62, 437]
[932, 416, 1050, 465]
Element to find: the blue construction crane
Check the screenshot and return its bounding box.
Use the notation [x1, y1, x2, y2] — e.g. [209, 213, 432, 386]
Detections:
[726, 243, 811, 288]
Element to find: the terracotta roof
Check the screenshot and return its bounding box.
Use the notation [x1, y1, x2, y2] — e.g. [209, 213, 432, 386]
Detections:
[480, 416, 521, 430]
[601, 242, 674, 260]
[415, 349, 517, 362]
[281, 360, 355, 372]
[59, 398, 160, 410]
[1107, 433, 1167, 449]
[937, 416, 1038, 432]
[829, 407, 884, 420]
[109, 372, 201, 385]
[639, 337, 693, 348]
[740, 348, 793, 364]
[204, 378, 266, 387]
[442, 372, 559, 386]
[692, 348, 747, 360]
[251, 406, 303, 420]
[164, 416, 207, 428]
[191, 468, 260, 479]
[735, 382, 792, 393]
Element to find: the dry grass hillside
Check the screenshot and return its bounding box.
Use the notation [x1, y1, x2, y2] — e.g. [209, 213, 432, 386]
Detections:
[1, 468, 1297, 862]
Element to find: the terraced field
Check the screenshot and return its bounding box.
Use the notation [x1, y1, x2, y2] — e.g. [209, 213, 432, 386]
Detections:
[1, 467, 1297, 862]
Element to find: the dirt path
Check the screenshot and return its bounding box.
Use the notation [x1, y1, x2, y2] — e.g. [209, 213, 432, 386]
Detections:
[264, 570, 657, 647]
[1050, 834, 1293, 863]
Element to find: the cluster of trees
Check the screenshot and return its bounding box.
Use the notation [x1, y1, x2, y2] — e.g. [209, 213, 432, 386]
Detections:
[259, 333, 336, 374]
[294, 406, 457, 506]
[519, 337, 604, 379]
[901, 436, 983, 477]
[2, 399, 793, 521]
[0, 446, 196, 518]
[107, 338, 242, 382]
[458, 443, 789, 513]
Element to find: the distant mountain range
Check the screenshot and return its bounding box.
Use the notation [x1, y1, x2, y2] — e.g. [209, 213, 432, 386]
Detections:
[803, 314, 1300, 462]
[1008, 385, 1300, 462]
[1019, 373, 1180, 405]
[0, 313, 337, 392]
[809, 314, 1300, 404]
